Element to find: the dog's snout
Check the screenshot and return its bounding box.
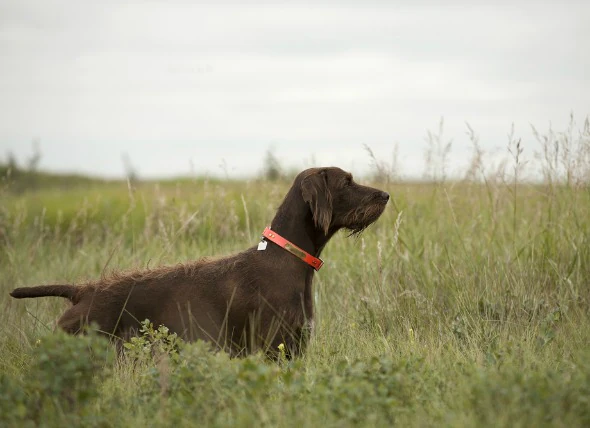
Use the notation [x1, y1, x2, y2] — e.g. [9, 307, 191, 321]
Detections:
[379, 191, 390, 201]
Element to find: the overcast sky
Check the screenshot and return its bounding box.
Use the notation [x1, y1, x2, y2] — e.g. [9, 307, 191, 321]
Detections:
[0, 1, 588, 179]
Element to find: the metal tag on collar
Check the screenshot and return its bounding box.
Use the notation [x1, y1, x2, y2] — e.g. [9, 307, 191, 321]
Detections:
[257, 239, 268, 251]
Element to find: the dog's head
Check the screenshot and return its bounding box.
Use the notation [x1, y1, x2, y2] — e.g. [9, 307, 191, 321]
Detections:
[300, 167, 389, 235]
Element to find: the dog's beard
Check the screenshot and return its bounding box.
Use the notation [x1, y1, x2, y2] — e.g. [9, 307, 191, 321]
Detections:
[342, 201, 388, 237]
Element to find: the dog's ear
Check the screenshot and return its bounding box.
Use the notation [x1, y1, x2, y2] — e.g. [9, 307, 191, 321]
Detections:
[301, 170, 333, 235]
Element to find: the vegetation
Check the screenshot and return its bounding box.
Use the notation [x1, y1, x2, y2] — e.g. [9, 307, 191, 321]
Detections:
[1, 118, 589, 426]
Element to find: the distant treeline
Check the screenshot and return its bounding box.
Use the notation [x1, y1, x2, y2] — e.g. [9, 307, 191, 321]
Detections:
[0, 146, 298, 194]
[0, 162, 112, 194]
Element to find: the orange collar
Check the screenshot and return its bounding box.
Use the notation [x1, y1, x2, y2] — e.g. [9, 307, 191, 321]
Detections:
[261, 227, 324, 271]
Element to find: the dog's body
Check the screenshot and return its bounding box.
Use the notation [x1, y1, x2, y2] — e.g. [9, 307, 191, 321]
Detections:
[11, 167, 388, 356]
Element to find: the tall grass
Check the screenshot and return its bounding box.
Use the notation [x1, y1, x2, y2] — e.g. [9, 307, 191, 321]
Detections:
[1, 118, 589, 426]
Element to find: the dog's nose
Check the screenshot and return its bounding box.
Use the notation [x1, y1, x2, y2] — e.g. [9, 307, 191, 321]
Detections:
[380, 191, 390, 201]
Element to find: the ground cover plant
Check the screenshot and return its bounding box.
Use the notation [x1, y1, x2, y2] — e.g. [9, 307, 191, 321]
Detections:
[1, 118, 590, 426]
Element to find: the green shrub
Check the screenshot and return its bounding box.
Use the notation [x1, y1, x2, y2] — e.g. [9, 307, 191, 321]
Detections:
[1, 328, 114, 426]
[468, 355, 590, 426]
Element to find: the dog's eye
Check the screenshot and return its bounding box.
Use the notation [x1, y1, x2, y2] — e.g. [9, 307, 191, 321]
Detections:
[344, 178, 352, 187]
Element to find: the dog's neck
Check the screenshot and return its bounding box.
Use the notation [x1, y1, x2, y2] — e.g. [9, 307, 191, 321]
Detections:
[270, 189, 336, 259]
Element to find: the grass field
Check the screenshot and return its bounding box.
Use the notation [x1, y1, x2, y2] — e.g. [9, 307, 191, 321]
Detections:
[1, 129, 590, 426]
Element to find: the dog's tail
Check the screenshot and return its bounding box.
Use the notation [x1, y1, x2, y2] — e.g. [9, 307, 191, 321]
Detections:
[10, 284, 78, 302]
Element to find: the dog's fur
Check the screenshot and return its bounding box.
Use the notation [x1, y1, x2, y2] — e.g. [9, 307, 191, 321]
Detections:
[10, 167, 389, 356]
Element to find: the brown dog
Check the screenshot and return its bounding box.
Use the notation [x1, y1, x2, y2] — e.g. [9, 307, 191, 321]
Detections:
[10, 167, 389, 357]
